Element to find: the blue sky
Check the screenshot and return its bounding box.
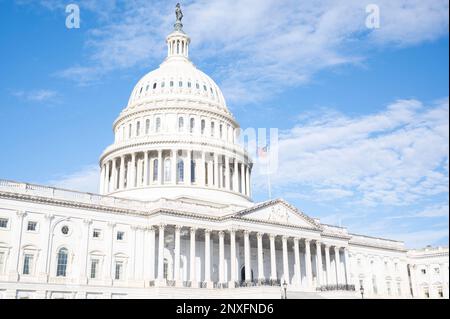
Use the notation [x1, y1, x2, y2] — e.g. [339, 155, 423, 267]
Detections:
[0, 0, 448, 248]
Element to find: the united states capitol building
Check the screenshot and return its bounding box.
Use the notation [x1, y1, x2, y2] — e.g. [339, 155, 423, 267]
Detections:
[0, 8, 448, 299]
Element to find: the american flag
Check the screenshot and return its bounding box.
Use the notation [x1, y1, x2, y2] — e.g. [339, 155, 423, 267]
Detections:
[258, 145, 269, 159]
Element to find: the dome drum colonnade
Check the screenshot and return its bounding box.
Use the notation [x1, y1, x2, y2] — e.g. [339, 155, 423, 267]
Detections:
[99, 18, 252, 204]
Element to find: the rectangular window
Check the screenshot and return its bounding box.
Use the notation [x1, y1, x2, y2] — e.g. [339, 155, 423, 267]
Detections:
[421, 269, 426, 275]
[117, 231, 125, 241]
[27, 221, 37, 232]
[438, 287, 444, 298]
[90, 259, 99, 279]
[93, 229, 101, 238]
[23, 254, 33, 275]
[136, 121, 140, 136]
[434, 267, 440, 274]
[0, 218, 8, 228]
[397, 283, 401, 296]
[115, 261, 123, 280]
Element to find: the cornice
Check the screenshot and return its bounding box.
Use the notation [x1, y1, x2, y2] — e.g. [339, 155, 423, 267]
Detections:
[99, 138, 250, 164]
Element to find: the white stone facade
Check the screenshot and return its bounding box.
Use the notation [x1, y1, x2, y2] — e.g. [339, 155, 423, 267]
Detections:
[0, 15, 448, 300]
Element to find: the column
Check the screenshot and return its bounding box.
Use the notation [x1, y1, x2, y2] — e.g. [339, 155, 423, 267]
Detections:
[172, 149, 177, 184]
[143, 151, 149, 186]
[304, 239, 313, 288]
[111, 158, 117, 191]
[233, 159, 238, 192]
[200, 151, 206, 186]
[38, 214, 54, 279]
[8, 211, 26, 280]
[239, 162, 245, 194]
[105, 222, 115, 283]
[105, 161, 111, 193]
[257, 233, 264, 281]
[269, 234, 277, 281]
[324, 245, 331, 286]
[282, 236, 289, 284]
[157, 150, 162, 185]
[245, 164, 250, 196]
[119, 155, 125, 189]
[190, 227, 196, 284]
[224, 156, 230, 190]
[148, 227, 156, 282]
[204, 229, 211, 285]
[79, 219, 92, 283]
[343, 248, 351, 285]
[157, 224, 165, 282]
[244, 230, 251, 282]
[185, 150, 191, 185]
[214, 153, 219, 188]
[130, 152, 136, 188]
[230, 229, 236, 286]
[294, 238, 301, 286]
[174, 225, 181, 283]
[334, 246, 341, 285]
[316, 241, 323, 287]
[219, 231, 225, 283]
[129, 226, 138, 280]
[99, 164, 105, 194]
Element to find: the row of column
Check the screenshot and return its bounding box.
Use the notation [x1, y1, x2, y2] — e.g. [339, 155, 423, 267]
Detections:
[153, 225, 350, 289]
[100, 150, 251, 197]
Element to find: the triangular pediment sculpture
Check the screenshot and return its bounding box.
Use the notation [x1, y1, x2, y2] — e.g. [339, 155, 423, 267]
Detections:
[235, 199, 321, 230]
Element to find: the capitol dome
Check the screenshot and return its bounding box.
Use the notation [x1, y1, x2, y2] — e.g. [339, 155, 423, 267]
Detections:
[99, 17, 253, 207]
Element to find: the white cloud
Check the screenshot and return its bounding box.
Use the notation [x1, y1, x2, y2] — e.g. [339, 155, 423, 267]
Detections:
[253, 98, 449, 207]
[46, 165, 99, 193]
[415, 203, 449, 218]
[12, 89, 59, 103]
[382, 229, 449, 249]
[22, 0, 448, 103]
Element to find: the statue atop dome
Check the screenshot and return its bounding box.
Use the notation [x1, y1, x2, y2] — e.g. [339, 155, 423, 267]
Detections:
[174, 3, 183, 31]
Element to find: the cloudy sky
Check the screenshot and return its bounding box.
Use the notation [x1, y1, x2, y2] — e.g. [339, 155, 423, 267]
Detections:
[0, 0, 448, 248]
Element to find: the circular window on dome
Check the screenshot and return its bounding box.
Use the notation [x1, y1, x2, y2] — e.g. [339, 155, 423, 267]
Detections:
[61, 225, 70, 235]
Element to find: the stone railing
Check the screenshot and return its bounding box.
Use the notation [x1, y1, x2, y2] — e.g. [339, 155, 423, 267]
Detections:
[0, 179, 238, 216]
[236, 279, 281, 288]
[316, 284, 356, 292]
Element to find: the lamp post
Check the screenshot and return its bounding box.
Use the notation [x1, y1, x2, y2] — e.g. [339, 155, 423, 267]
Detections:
[360, 285, 364, 299]
[283, 280, 288, 299]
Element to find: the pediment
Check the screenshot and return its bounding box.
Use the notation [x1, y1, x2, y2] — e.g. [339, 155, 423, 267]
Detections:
[236, 199, 321, 230]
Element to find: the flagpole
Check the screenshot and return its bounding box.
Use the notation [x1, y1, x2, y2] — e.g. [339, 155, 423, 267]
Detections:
[267, 146, 272, 200]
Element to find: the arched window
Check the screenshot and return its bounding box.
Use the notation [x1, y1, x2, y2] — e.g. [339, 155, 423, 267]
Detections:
[191, 160, 196, 183]
[145, 119, 150, 134]
[56, 248, 68, 277]
[196, 83, 199, 89]
[178, 117, 184, 131]
[187, 82, 191, 88]
[210, 122, 215, 137]
[128, 123, 132, 138]
[219, 124, 223, 139]
[153, 82, 157, 89]
[153, 159, 159, 181]
[155, 117, 161, 132]
[161, 82, 165, 88]
[164, 159, 171, 182]
[177, 40, 180, 54]
[177, 159, 184, 183]
[201, 120, 206, 135]
[190, 118, 195, 133]
[136, 121, 140, 136]
[170, 81, 174, 87]
[179, 81, 183, 87]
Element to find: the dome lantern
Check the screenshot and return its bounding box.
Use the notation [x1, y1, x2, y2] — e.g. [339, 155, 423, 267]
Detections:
[166, 3, 190, 60]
